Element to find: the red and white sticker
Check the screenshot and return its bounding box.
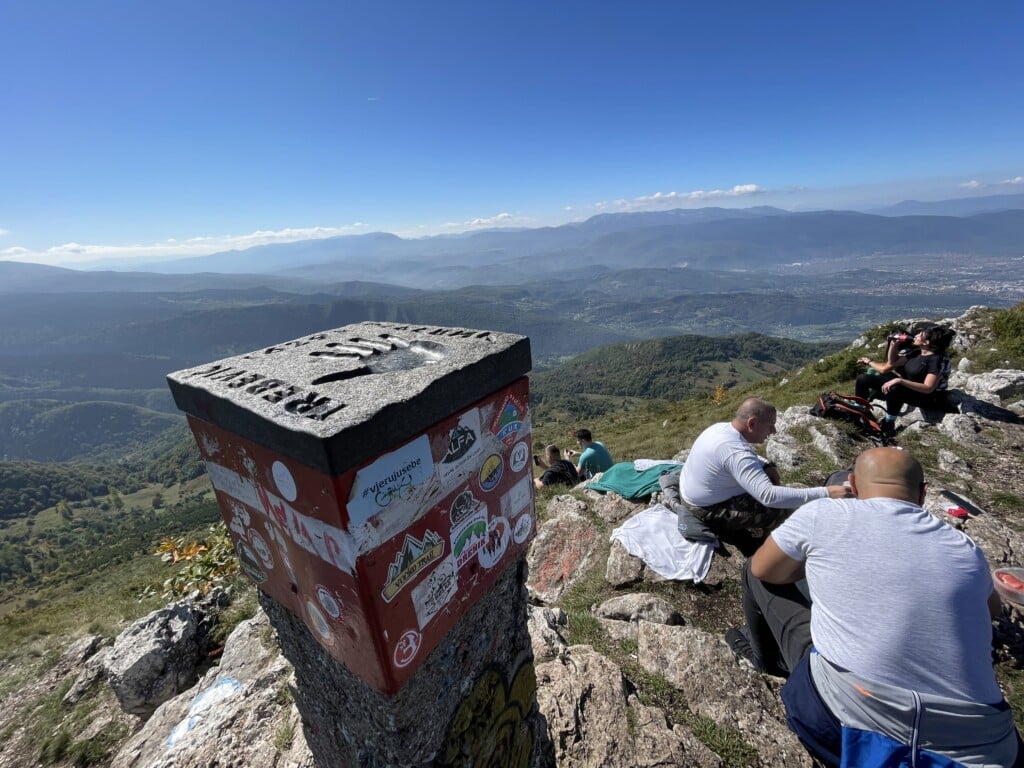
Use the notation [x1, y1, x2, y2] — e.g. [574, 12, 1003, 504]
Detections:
[393, 629, 421, 668]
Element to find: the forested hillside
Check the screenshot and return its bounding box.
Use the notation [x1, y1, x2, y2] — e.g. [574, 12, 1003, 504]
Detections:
[531, 333, 838, 418]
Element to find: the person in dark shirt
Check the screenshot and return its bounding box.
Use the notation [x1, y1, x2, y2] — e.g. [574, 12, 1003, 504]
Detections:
[855, 324, 954, 435]
[533, 444, 580, 489]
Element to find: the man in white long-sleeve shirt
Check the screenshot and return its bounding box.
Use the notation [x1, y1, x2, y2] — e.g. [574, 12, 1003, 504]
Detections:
[680, 398, 851, 533]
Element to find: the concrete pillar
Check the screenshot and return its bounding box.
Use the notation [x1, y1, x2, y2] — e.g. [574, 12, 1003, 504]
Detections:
[167, 323, 548, 767]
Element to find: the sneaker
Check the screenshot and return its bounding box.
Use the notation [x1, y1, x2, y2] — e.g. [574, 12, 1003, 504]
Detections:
[880, 419, 897, 438]
[725, 626, 764, 672]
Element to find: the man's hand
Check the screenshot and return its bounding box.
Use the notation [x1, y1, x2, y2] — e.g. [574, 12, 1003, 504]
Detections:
[565, 449, 577, 458]
[826, 485, 854, 499]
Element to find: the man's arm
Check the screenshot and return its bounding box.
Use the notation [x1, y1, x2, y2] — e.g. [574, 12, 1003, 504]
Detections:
[726, 450, 832, 507]
[750, 536, 806, 584]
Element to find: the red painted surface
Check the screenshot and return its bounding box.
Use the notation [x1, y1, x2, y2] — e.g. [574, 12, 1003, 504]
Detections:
[187, 377, 534, 693]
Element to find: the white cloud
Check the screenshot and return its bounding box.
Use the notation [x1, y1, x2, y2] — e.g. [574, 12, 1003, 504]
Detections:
[0, 228, 8, 236]
[438, 212, 531, 230]
[0, 223, 368, 267]
[594, 184, 765, 212]
[959, 180, 981, 189]
[1000, 176, 1023, 185]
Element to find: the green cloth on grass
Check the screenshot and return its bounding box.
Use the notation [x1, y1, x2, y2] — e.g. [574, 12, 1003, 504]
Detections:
[586, 462, 680, 501]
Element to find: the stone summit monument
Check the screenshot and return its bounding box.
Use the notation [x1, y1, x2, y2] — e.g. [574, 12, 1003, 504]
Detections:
[167, 322, 547, 767]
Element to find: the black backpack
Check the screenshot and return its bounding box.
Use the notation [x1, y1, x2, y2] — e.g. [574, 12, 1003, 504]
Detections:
[809, 391, 889, 444]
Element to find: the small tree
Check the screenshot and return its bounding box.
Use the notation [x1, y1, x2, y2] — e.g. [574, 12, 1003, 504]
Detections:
[712, 383, 729, 404]
[56, 500, 73, 521]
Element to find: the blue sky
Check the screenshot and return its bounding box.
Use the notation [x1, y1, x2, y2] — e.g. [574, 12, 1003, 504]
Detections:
[1, 1, 1022, 267]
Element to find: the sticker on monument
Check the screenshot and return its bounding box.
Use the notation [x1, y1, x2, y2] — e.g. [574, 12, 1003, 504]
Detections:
[316, 584, 344, 622]
[478, 517, 511, 569]
[393, 629, 421, 668]
[381, 531, 445, 602]
[450, 505, 488, 571]
[206, 459, 356, 574]
[235, 540, 267, 584]
[509, 440, 530, 473]
[478, 454, 504, 492]
[439, 409, 485, 492]
[500, 476, 532, 520]
[492, 395, 526, 446]
[347, 434, 435, 527]
[412, 557, 458, 629]
[249, 482, 355, 574]
[449, 488, 482, 526]
[227, 500, 251, 537]
[249, 530, 274, 570]
[306, 599, 335, 646]
[198, 432, 221, 458]
[513, 513, 534, 545]
[207, 461, 260, 510]
[271, 460, 297, 502]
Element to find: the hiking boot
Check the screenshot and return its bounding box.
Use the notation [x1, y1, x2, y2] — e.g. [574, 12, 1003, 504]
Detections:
[880, 419, 897, 438]
[725, 627, 764, 672]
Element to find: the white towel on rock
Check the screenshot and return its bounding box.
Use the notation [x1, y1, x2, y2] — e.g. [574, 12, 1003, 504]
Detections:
[610, 503, 715, 583]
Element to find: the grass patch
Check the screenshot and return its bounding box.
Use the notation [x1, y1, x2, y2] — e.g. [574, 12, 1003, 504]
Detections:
[274, 711, 297, 752]
[628, 665, 759, 768]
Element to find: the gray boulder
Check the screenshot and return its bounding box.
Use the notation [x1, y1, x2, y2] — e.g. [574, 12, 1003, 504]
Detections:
[104, 596, 221, 717]
[594, 593, 683, 626]
[535, 645, 721, 768]
[527, 496, 601, 604]
[636, 622, 813, 767]
[110, 608, 312, 768]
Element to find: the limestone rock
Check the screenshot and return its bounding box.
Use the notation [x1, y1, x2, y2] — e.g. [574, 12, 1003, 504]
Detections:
[965, 369, 1024, 406]
[636, 622, 813, 767]
[110, 608, 313, 768]
[104, 600, 212, 717]
[605, 539, 644, 587]
[528, 605, 569, 661]
[582, 488, 640, 523]
[527, 497, 600, 604]
[770, 407, 844, 471]
[535, 645, 721, 768]
[594, 593, 683, 626]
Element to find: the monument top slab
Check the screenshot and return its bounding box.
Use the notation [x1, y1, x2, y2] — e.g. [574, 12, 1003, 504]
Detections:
[167, 322, 530, 474]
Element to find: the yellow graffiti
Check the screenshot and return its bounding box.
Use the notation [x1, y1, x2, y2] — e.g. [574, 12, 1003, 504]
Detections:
[441, 661, 536, 768]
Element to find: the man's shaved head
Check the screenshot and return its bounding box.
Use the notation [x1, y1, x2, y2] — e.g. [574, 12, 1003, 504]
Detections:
[736, 398, 776, 422]
[851, 447, 925, 503]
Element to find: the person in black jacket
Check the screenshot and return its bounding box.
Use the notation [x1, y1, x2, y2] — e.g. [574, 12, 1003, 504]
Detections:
[533, 445, 580, 489]
[855, 324, 954, 435]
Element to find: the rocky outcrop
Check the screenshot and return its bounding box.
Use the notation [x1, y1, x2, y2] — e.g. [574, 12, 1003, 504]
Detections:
[536, 645, 722, 768]
[103, 592, 226, 717]
[109, 608, 311, 768]
[527, 496, 601, 604]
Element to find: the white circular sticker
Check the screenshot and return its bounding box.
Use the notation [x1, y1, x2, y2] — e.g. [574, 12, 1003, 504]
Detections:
[306, 599, 334, 645]
[478, 516, 511, 569]
[272, 460, 297, 502]
[513, 513, 533, 545]
[509, 441, 530, 473]
[316, 584, 343, 621]
[393, 629, 421, 668]
[249, 531, 274, 570]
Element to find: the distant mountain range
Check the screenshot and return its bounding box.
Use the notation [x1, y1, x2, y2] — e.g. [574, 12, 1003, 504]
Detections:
[872, 192, 1024, 217]
[56, 201, 1021, 290]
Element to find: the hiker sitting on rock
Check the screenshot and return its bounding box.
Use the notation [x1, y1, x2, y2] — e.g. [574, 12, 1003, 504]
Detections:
[565, 428, 614, 480]
[732, 447, 1020, 767]
[855, 324, 955, 436]
[670, 398, 850, 543]
[533, 444, 580, 490]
